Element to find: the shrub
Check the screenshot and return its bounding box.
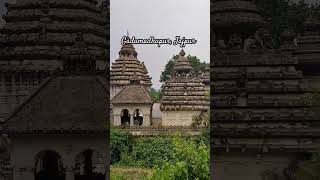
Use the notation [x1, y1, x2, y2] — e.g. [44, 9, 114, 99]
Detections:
[110, 127, 133, 164]
[152, 137, 209, 180]
[131, 137, 175, 168]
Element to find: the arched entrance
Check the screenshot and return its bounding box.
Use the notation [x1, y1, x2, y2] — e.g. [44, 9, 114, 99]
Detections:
[74, 149, 106, 180]
[133, 109, 143, 126]
[121, 109, 130, 125]
[34, 150, 65, 180]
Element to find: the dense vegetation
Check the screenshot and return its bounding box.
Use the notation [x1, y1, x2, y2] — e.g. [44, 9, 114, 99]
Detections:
[110, 127, 209, 180]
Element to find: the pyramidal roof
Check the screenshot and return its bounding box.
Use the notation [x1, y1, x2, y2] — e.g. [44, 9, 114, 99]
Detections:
[110, 43, 152, 86]
[160, 50, 209, 111]
[0, 0, 107, 72]
[112, 84, 152, 104]
[141, 62, 152, 85]
[2, 76, 108, 133]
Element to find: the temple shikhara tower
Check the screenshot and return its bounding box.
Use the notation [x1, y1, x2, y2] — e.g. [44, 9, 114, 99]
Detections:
[160, 50, 209, 126]
[211, 0, 320, 179]
[110, 43, 152, 99]
[0, 0, 109, 180]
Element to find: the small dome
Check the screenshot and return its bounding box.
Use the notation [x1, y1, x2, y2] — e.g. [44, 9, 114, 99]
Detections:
[119, 43, 138, 57]
[211, 0, 265, 34]
[173, 49, 192, 74]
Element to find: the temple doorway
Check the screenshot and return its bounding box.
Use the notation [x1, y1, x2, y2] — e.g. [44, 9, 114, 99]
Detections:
[121, 109, 130, 125]
[133, 109, 143, 126]
[34, 150, 65, 180]
[74, 149, 106, 180]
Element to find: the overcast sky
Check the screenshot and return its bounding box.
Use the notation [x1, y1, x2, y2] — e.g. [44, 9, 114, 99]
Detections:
[110, 0, 210, 89]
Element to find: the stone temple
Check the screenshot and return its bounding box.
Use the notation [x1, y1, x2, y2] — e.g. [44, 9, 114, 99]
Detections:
[0, 0, 109, 180]
[160, 49, 209, 126]
[110, 43, 152, 99]
[110, 44, 210, 128]
[211, 0, 320, 179]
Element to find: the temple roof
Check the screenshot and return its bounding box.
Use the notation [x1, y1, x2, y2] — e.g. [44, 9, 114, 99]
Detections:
[112, 84, 152, 104]
[297, 16, 320, 49]
[211, 0, 265, 34]
[119, 43, 138, 57]
[173, 49, 192, 74]
[110, 43, 152, 86]
[161, 50, 209, 111]
[160, 79, 209, 111]
[2, 75, 108, 133]
[141, 62, 152, 85]
[0, 0, 107, 72]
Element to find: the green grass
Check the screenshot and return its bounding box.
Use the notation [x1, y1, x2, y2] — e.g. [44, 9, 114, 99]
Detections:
[111, 167, 154, 180]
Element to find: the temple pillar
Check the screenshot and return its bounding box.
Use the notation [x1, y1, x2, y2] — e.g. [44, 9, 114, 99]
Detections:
[130, 113, 134, 126]
[143, 114, 151, 126]
[113, 114, 121, 126]
[64, 154, 74, 180]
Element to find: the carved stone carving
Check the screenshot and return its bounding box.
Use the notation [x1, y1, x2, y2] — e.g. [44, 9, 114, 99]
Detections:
[217, 39, 227, 49]
[229, 33, 243, 49]
[256, 28, 274, 49]
[244, 35, 257, 50]
[260, 168, 279, 180]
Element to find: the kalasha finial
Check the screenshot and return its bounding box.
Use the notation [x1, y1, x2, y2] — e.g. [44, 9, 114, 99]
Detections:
[180, 49, 185, 56]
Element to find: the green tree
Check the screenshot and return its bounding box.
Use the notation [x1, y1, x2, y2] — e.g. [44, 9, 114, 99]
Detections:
[150, 88, 161, 101]
[160, 55, 208, 83]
